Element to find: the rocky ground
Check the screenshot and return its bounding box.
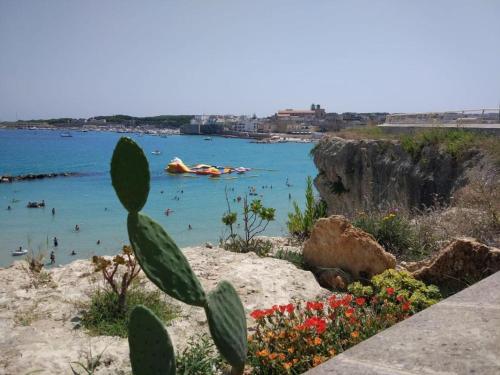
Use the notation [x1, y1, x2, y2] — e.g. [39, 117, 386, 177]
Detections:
[0, 246, 327, 375]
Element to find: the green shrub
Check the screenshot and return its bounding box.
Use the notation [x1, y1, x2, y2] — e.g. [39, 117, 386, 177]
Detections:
[221, 194, 276, 255]
[81, 287, 178, 337]
[346, 282, 373, 298]
[176, 335, 227, 374]
[401, 128, 477, 159]
[222, 237, 273, 257]
[349, 269, 441, 312]
[287, 176, 327, 240]
[274, 249, 305, 269]
[353, 211, 427, 259]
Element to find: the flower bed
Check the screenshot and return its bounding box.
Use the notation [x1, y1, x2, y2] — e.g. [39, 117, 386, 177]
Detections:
[248, 270, 441, 374]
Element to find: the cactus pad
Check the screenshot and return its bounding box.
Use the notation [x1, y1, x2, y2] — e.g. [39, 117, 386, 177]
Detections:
[128, 212, 206, 306]
[111, 137, 150, 213]
[205, 281, 247, 372]
[128, 305, 176, 375]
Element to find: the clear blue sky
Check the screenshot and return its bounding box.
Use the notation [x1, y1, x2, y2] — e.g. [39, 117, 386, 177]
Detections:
[1, 0, 499, 120]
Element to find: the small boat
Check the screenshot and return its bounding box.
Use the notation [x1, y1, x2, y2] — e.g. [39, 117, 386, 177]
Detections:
[204, 137, 212, 141]
[151, 150, 162, 155]
[12, 248, 28, 256]
[60, 132, 73, 137]
[27, 201, 45, 208]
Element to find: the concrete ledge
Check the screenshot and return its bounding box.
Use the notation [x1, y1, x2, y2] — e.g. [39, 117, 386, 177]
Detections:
[306, 271, 500, 375]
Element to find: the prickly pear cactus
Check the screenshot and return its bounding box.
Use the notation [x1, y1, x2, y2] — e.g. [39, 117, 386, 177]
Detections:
[205, 281, 248, 372]
[111, 137, 150, 213]
[128, 305, 176, 375]
[110, 137, 247, 375]
[127, 212, 206, 306]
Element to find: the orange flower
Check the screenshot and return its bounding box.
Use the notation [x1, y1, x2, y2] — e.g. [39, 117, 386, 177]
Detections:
[287, 347, 295, 354]
[345, 307, 355, 318]
[283, 362, 293, 370]
[269, 353, 278, 360]
[313, 355, 323, 367]
[328, 348, 336, 356]
[257, 349, 269, 357]
[314, 336, 322, 345]
[341, 294, 353, 306]
[278, 353, 286, 361]
[351, 330, 359, 338]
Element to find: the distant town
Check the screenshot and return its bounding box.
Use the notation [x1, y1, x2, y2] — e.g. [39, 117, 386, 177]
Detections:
[0, 104, 388, 138]
[2, 104, 499, 139]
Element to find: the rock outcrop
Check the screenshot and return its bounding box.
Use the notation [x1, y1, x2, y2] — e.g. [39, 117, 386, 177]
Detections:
[0, 172, 80, 183]
[303, 215, 396, 282]
[312, 136, 481, 216]
[406, 238, 500, 289]
[0, 247, 327, 374]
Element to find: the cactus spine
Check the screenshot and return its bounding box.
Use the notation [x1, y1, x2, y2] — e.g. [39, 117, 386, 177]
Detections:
[110, 137, 247, 374]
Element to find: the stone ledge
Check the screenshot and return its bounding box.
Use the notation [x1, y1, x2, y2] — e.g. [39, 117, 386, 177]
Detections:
[306, 271, 500, 375]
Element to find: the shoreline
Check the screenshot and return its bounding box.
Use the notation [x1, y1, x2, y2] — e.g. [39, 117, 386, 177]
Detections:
[0, 125, 321, 143]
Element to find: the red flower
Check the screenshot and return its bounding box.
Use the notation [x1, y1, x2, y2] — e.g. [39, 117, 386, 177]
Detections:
[304, 317, 327, 334]
[396, 295, 404, 303]
[264, 309, 275, 316]
[279, 303, 294, 314]
[250, 309, 265, 320]
[386, 287, 395, 296]
[402, 301, 411, 312]
[329, 295, 341, 309]
[341, 294, 353, 306]
[355, 297, 366, 306]
[306, 301, 324, 311]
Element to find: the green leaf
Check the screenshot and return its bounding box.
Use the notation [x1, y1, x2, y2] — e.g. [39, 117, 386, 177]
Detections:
[128, 305, 176, 375]
[128, 213, 206, 306]
[111, 137, 150, 213]
[205, 281, 247, 372]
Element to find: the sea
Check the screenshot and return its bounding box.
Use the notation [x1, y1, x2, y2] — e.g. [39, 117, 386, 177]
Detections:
[0, 129, 315, 267]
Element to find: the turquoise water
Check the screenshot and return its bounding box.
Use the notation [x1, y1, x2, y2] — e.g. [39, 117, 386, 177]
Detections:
[0, 129, 315, 267]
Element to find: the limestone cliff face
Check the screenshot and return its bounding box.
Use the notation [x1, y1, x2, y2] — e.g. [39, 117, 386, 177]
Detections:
[312, 136, 481, 216]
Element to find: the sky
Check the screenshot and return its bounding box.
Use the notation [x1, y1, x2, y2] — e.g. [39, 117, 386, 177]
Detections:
[0, 0, 499, 120]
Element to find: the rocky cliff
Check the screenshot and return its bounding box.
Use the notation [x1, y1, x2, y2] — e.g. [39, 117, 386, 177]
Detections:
[312, 136, 482, 216]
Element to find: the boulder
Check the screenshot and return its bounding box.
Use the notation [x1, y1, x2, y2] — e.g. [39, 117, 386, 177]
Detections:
[303, 215, 396, 280]
[410, 238, 500, 288]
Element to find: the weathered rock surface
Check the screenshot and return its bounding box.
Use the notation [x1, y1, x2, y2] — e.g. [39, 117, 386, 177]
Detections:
[312, 136, 481, 216]
[303, 215, 396, 280]
[0, 247, 327, 374]
[407, 238, 500, 289]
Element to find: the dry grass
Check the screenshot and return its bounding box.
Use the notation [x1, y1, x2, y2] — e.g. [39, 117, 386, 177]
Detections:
[14, 302, 41, 326]
[412, 168, 500, 248]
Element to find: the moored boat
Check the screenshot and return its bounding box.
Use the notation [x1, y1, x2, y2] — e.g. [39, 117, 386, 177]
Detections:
[12, 248, 28, 256]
